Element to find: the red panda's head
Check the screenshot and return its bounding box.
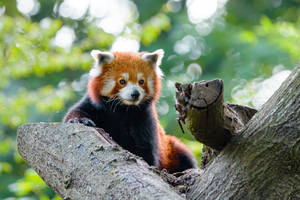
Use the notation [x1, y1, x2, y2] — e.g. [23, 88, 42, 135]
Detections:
[87, 50, 164, 106]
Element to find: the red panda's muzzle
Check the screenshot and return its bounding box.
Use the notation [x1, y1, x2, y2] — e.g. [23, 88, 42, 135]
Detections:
[118, 82, 146, 106]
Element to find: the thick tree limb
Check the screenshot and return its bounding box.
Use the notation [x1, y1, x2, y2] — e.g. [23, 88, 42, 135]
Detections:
[17, 123, 184, 200]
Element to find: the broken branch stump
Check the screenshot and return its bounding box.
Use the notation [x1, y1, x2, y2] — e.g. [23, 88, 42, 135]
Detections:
[175, 79, 257, 151]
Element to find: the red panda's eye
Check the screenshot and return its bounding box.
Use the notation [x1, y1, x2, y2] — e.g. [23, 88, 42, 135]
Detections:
[119, 79, 127, 85]
[138, 80, 144, 85]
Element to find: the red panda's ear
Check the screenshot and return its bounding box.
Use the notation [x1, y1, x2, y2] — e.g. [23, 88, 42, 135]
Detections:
[141, 49, 164, 78]
[90, 50, 115, 77]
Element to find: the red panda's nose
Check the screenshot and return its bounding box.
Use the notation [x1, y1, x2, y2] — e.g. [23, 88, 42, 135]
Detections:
[131, 90, 140, 100]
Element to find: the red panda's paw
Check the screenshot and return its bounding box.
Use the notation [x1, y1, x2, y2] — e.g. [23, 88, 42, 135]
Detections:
[67, 117, 96, 127]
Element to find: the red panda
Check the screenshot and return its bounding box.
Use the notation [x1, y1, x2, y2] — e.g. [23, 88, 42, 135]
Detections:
[63, 49, 196, 173]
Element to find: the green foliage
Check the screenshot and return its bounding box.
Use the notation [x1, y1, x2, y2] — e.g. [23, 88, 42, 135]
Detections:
[9, 169, 49, 197]
[141, 13, 171, 45]
[0, 0, 299, 198]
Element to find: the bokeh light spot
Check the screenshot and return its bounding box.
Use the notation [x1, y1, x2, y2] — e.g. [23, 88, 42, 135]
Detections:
[52, 26, 76, 49]
[17, 0, 40, 16]
[186, 0, 218, 23]
[111, 37, 140, 52]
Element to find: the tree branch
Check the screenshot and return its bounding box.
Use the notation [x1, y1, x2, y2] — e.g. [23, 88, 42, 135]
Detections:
[17, 123, 184, 200]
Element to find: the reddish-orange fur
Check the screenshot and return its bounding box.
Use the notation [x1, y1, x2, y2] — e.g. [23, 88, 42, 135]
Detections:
[87, 52, 196, 172]
[151, 105, 195, 172]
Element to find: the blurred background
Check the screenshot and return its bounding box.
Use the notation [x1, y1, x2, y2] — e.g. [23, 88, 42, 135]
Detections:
[0, 0, 299, 199]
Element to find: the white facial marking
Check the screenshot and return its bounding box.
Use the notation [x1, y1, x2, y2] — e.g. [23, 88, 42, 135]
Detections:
[89, 50, 115, 77]
[122, 73, 129, 81]
[147, 77, 155, 96]
[137, 73, 143, 80]
[101, 78, 116, 96]
[119, 82, 145, 105]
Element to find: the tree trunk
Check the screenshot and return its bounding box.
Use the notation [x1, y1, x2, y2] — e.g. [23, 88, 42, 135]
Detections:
[17, 64, 300, 199]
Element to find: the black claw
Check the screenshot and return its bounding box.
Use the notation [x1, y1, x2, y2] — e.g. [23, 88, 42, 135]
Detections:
[68, 118, 96, 127]
[88, 120, 96, 127]
[81, 119, 89, 125]
[82, 119, 96, 127]
[69, 119, 79, 123]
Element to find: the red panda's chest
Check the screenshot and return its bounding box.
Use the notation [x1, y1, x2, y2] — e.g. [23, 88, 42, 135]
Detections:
[97, 104, 159, 166]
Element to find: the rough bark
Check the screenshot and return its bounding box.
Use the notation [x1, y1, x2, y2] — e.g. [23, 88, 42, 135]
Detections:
[17, 123, 184, 200]
[186, 64, 300, 199]
[175, 79, 258, 167]
[175, 79, 257, 151]
[17, 64, 300, 200]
